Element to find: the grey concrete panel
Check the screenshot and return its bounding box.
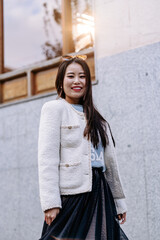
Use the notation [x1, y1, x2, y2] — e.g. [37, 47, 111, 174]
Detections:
[17, 167, 43, 240]
[117, 151, 148, 240]
[93, 42, 160, 240]
[0, 95, 54, 240]
[144, 150, 160, 240]
[0, 169, 20, 239]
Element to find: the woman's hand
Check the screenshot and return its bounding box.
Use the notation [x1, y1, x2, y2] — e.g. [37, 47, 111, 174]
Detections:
[117, 212, 126, 224]
[44, 208, 60, 225]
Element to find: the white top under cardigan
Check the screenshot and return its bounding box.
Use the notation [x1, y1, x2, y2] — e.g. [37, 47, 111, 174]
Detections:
[38, 98, 127, 214]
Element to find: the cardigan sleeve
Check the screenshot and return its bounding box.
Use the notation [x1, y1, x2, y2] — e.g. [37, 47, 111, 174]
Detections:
[114, 198, 127, 215]
[38, 101, 62, 212]
[104, 123, 127, 214]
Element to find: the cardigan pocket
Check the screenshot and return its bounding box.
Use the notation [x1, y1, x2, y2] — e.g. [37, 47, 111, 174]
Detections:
[59, 161, 83, 189]
[61, 125, 81, 148]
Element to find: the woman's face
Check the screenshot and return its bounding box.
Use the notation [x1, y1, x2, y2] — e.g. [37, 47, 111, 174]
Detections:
[63, 62, 86, 104]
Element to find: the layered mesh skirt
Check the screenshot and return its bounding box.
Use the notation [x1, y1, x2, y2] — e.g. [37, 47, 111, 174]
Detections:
[40, 168, 128, 240]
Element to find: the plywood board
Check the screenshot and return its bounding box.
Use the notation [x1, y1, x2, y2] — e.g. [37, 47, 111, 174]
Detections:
[34, 68, 58, 94]
[2, 76, 27, 102]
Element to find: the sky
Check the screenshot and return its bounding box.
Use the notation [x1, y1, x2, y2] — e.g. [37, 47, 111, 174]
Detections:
[4, 0, 62, 69]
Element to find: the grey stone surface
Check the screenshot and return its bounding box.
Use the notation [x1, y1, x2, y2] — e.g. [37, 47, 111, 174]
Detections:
[0, 95, 55, 240]
[0, 42, 160, 239]
[93, 41, 160, 240]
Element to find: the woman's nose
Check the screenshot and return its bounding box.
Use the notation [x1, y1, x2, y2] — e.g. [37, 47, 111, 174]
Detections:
[73, 77, 80, 83]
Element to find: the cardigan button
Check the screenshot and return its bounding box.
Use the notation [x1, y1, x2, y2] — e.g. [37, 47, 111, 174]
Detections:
[68, 126, 72, 129]
[65, 164, 69, 167]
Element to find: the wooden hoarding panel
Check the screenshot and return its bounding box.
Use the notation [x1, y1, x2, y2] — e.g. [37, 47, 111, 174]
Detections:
[34, 67, 58, 94]
[2, 76, 27, 102]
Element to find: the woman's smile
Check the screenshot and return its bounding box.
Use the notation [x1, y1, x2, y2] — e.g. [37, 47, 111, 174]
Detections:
[71, 86, 83, 92]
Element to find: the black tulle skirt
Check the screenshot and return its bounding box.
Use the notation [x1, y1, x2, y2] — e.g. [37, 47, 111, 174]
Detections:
[40, 167, 128, 240]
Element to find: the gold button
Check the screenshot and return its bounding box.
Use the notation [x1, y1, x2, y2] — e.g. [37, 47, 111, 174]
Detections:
[65, 164, 69, 167]
[68, 126, 72, 129]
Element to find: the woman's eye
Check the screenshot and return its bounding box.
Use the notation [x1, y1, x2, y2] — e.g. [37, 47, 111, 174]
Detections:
[80, 75, 85, 78]
[68, 75, 74, 78]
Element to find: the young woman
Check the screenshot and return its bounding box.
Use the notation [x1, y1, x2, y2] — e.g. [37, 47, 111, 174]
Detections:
[38, 55, 129, 240]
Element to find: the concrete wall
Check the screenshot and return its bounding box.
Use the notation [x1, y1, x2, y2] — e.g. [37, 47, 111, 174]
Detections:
[93, 0, 160, 239]
[93, 42, 160, 240]
[0, 96, 55, 239]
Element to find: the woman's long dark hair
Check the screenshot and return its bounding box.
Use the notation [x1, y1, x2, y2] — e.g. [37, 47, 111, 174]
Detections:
[55, 57, 115, 149]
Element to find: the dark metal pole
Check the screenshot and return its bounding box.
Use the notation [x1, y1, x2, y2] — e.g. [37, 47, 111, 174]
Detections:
[0, 0, 4, 74]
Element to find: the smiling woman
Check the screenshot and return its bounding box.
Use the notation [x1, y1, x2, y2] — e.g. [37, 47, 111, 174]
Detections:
[38, 56, 129, 240]
[63, 62, 86, 104]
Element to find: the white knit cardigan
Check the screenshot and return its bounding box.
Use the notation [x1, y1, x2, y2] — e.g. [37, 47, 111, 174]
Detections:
[38, 98, 127, 214]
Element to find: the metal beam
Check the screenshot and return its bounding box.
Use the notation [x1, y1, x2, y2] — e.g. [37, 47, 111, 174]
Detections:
[61, 0, 75, 55]
[0, 0, 4, 74]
